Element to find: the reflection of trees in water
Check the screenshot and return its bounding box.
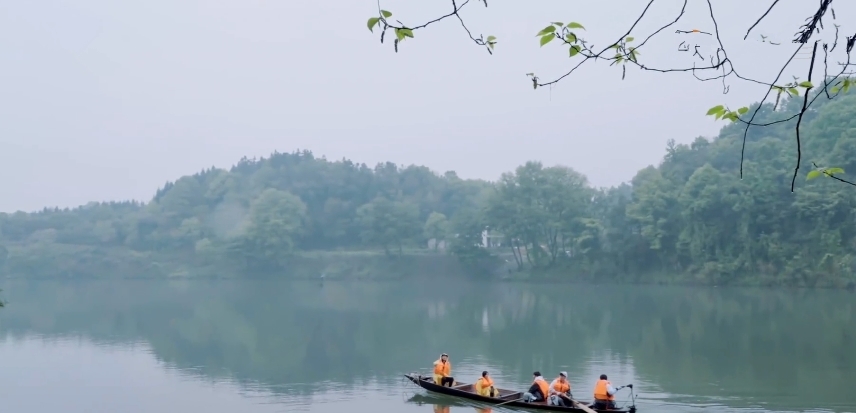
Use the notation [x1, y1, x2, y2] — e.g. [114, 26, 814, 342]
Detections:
[1, 280, 854, 407]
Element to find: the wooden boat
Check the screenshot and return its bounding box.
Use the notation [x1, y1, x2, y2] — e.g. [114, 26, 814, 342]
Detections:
[404, 373, 637, 413]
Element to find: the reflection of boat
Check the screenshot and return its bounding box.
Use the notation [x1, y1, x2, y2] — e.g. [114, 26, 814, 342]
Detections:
[407, 394, 492, 413]
[434, 404, 450, 413]
[405, 374, 636, 413]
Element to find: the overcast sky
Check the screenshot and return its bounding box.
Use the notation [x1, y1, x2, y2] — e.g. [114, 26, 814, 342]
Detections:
[1, 0, 852, 212]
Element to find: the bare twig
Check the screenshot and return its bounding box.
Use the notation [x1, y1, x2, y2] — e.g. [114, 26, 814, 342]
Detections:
[791, 41, 819, 191]
[744, 0, 781, 40]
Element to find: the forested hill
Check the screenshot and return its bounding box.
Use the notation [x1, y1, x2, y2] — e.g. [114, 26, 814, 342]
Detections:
[1, 90, 855, 287]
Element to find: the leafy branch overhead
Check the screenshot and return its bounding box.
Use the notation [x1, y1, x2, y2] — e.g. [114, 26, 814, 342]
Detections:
[365, 2, 497, 54]
[806, 163, 856, 187]
[362, 0, 856, 192]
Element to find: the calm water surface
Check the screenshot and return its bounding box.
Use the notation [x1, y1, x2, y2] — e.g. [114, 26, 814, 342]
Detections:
[0, 279, 854, 413]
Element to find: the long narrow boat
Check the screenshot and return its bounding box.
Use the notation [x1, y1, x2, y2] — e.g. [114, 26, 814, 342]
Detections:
[404, 374, 636, 413]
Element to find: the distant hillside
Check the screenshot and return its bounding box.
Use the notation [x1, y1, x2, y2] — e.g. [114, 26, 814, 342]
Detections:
[1, 85, 856, 287]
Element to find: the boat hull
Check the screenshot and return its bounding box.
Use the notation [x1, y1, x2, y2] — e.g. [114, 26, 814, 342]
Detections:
[404, 374, 636, 413]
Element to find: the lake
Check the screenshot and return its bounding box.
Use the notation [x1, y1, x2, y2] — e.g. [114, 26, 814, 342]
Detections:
[0, 279, 854, 413]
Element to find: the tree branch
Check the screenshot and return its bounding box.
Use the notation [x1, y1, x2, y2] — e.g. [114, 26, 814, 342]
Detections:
[365, 0, 855, 191]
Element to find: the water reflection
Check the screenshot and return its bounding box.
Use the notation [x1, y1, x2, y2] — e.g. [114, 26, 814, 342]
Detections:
[0, 279, 854, 413]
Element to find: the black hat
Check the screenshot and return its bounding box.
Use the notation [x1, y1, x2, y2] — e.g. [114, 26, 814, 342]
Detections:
[482, 371, 489, 377]
[533, 371, 542, 377]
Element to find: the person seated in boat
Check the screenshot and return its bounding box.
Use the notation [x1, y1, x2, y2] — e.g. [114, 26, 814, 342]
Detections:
[548, 371, 573, 406]
[475, 371, 499, 397]
[433, 353, 455, 387]
[592, 374, 617, 410]
[522, 371, 549, 403]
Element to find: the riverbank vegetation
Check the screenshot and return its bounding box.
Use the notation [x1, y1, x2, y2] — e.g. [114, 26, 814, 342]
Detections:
[1, 90, 855, 287]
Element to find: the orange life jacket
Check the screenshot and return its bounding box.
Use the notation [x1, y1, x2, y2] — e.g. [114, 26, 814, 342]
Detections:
[535, 378, 550, 398]
[552, 378, 571, 394]
[477, 376, 494, 389]
[594, 379, 615, 401]
[433, 359, 451, 376]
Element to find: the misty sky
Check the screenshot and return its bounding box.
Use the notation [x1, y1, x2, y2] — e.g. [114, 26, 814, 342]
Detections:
[1, 0, 852, 212]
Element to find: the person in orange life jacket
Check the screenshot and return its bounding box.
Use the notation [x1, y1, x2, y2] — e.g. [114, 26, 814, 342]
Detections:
[432, 353, 455, 387]
[523, 371, 550, 402]
[592, 374, 617, 410]
[548, 371, 573, 406]
[475, 371, 499, 397]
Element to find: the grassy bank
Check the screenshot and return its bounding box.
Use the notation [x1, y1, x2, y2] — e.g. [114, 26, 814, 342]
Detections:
[0, 242, 478, 279]
[500, 263, 856, 289]
[2, 242, 854, 289]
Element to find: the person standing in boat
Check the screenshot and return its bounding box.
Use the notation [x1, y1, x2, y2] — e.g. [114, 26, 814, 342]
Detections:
[432, 353, 454, 387]
[475, 371, 498, 397]
[548, 371, 573, 406]
[592, 374, 617, 410]
[522, 371, 549, 402]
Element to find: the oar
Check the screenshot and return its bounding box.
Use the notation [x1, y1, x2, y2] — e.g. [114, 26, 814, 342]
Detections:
[495, 397, 524, 407]
[570, 399, 598, 413]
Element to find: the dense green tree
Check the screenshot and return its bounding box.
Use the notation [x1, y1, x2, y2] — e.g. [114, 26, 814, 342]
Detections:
[487, 162, 592, 269]
[242, 189, 308, 261]
[356, 196, 422, 256]
[423, 212, 449, 250]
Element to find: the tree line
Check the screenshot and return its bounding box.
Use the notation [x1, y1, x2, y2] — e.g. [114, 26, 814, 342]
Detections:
[1, 90, 855, 287]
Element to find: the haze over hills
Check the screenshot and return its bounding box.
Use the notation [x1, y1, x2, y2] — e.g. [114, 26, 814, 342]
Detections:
[1, 90, 856, 288]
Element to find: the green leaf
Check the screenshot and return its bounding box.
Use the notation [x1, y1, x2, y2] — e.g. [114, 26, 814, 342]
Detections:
[714, 111, 724, 120]
[395, 28, 405, 41]
[807, 170, 822, 180]
[380, 10, 392, 18]
[798, 81, 814, 88]
[399, 28, 414, 38]
[706, 105, 725, 116]
[487, 35, 496, 42]
[536, 25, 556, 36]
[551, 22, 564, 27]
[569, 45, 581, 57]
[367, 17, 380, 32]
[540, 34, 554, 47]
[565, 33, 577, 43]
[831, 86, 841, 93]
[825, 167, 845, 175]
[567, 22, 585, 30]
[724, 112, 738, 122]
[737, 107, 749, 115]
[788, 87, 799, 96]
[625, 36, 634, 42]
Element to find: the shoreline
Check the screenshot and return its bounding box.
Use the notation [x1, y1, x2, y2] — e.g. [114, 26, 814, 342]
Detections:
[1, 243, 854, 290]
